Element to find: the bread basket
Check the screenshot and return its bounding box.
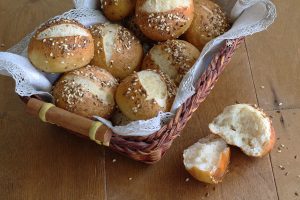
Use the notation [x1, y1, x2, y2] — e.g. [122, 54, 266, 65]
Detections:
[23, 37, 243, 164]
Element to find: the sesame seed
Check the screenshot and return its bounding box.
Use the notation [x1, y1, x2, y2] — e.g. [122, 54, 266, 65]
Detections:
[279, 102, 283, 106]
[185, 178, 190, 182]
[128, 177, 132, 181]
[112, 159, 117, 163]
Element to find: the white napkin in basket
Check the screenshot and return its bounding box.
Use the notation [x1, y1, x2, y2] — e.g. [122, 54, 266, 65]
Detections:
[0, 0, 276, 136]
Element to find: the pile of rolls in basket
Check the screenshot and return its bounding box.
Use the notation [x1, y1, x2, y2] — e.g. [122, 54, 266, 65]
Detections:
[24, 0, 243, 164]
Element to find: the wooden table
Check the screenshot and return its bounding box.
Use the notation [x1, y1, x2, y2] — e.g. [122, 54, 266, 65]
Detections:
[0, 1, 299, 199]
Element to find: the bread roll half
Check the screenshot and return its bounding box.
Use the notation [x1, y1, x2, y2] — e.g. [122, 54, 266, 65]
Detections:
[209, 104, 276, 157]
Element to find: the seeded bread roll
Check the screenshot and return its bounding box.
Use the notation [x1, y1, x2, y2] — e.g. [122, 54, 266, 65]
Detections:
[142, 40, 200, 85]
[90, 23, 143, 80]
[52, 65, 118, 119]
[184, 0, 230, 50]
[135, 0, 194, 41]
[115, 70, 177, 120]
[28, 19, 94, 73]
[100, 0, 136, 21]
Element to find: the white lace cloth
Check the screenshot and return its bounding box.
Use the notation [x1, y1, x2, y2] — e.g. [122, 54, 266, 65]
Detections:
[0, 0, 276, 136]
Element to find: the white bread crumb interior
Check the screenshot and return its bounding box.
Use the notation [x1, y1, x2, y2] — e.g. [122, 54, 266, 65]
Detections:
[183, 136, 227, 172]
[138, 71, 167, 108]
[37, 24, 89, 39]
[209, 104, 271, 156]
[141, 0, 192, 13]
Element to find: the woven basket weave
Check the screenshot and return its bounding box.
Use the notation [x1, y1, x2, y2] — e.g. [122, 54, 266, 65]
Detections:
[23, 37, 243, 164]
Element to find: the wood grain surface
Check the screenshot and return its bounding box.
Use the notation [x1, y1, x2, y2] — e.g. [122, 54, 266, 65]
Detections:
[0, 0, 299, 199]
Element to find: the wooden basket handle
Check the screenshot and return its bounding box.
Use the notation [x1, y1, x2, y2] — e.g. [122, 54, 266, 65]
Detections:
[26, 98, 112, 146]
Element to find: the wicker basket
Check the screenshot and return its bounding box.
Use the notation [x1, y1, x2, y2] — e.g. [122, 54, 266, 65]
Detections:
[23, 37, 243, 164]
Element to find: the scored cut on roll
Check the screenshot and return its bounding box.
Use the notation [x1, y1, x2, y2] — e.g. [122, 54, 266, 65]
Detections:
[135, 0, 194, 41]
[28, 18, 94, 73]
[142, 40, 200, 85]
[115, 70, 177, 120]
[209, 104, 276, 157]
[100, 0, 136, 21]
[52, 65, 118, 119]
[184, 0, 230, 50]
[183, 134, 230, 184]
[90, 23, 143, 80]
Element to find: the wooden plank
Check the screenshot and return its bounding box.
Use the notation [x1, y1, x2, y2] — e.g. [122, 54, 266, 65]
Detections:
[0, 1, 106, 199]
[246, 0, 300, 111]
[105, 44, 278, 200]
[268, 109, 300, 200]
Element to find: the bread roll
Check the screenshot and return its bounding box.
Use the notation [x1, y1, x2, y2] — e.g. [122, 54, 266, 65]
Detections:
[209, 104, 276, 157]
[28, 18, 94, 73]
[135, 0, 194, 41]
[90, 23, 143, 80]
[100, 0, 136, 21]
[115, 70, 177, 120]
[184, 0, 230, 50]
[183, 135, 230, 184]
[52, 65, 118, 119]
[142, 40, 200, 85]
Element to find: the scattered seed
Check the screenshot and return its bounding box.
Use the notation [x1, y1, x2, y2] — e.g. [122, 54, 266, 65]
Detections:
[205, 192, 209, 197]
[260, 85, 265, 89]
[280, 144, 285, 148]
[277, 150, 282, 153]
[284, 172, 289, 176]
[279, 102, 283, 106]
[279, 165, 285, 170]
[112, 159, 117, 163]
[128, 177, 133, 181]
[185, 178, 190, 182]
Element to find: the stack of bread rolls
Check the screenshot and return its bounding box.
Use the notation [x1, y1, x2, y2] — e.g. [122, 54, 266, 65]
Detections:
[27, 0, 230, 123]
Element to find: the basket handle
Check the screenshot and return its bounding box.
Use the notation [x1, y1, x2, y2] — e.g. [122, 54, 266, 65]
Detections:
[25, 98, 112, 146]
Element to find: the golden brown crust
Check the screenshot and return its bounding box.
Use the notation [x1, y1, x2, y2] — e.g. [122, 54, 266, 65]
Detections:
[186, 147, 230, 184]
[115, 70, 177, 120]
[184, 0, 230, 50]
[52, 65, 118, 119]
[101, 0, 136, 21]
[90, 23, 143, 80]
[142, 40, 200, 85]
[28, 18, 94, 73]
[135, 0, 194, 41]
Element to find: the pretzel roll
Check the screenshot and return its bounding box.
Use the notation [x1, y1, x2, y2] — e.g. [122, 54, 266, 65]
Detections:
[135, 0, 194, 41]
[28, 19, 94, 73]
[184, 0, 230, 50]
[90, 23, 143, 80]
[115, 70, 177, 120]
[52, 65, 118, 119]
[100, 0, 136, 21]
[142, 40, 200, 85]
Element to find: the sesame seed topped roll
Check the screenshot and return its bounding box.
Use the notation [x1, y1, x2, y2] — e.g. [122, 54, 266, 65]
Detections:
[115, 70, 177, 120]
[100, 0, 136, 21]
[135, 0, 194, 41]
[184, 0, 230, 51]
[28, 18, 94, 73]
[52, 65, 118, 119]
[90, 23, 143, 80]
[142, 40, 200, 86]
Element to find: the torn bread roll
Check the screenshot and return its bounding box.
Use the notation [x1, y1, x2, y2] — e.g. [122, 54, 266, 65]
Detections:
[142, 40, 200, 85]
[28, 19, 94, 73]
[135, 0, 194, 41]
[184, 0, 230, 50]
[209, 104, 276, 157]
[100, 0, 136, 21]
[90, 23, 143, 80]
[52, 65, 118, 119]
[183, 134, 230, 184]
[115, 70, 177, 120]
